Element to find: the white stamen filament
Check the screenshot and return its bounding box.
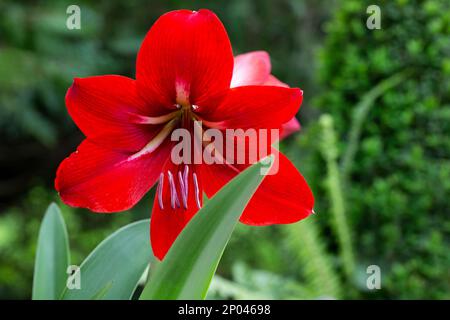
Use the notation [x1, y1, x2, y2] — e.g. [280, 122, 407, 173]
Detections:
[193, 172, 201, 209]
[183, 165, 189, 199]
[157, 173, 164, 210]
[157, 167, 201, 211]
[178, 171, 188, 209]
[167, 170, 180, 209]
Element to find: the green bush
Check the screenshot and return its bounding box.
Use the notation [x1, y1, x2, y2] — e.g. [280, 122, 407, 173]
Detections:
[314, 0, 450, 299]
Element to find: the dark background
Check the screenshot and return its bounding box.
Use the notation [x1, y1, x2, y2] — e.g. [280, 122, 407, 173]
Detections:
[0, 0, 449, 299]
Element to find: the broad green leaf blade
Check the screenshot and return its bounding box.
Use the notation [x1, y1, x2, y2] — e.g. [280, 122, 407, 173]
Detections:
[91, 281, 114, 300]
[140, 156, 273, 300]
[32, 203, 70, 300]
[62, 219, 154, 300]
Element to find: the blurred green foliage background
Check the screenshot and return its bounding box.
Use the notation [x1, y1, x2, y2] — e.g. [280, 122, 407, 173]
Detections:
[0, 0, 449, 299]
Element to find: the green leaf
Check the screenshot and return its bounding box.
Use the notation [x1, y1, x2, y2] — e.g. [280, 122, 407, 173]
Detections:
[91, 281, 114, 300]
[62, 219, 154, 300]
[140, 156, 273, 300]
[32, 203, 70, 300]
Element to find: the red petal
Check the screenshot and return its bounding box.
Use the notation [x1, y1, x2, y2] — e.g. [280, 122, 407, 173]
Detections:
[150, 161, 203, 260]
[262, 75, 301, 139]
[200, 161, 237, 196]
[229, 56, 300, 139]
[200, 86, 303, 130]
[200, 149, 314, 225]
[66, 76, 164, 152]
[55, 139, 172, 212]
[230, 51, 271, 87]
[280, 117, 301, 139]
[263, 74, 289, 88]
[240, 150, 314, 224]
[136, 9, 233, 110]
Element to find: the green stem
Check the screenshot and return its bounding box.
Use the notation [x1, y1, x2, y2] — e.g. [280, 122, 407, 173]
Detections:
[319, 114, 355, 280]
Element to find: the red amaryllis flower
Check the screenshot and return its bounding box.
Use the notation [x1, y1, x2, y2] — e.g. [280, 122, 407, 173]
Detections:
[55, 9, 314, 260]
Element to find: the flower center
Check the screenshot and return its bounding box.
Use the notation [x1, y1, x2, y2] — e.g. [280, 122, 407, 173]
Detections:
[131, 105, 203, 212]
[174, 103, 202, 132]
[130, 103, 200, 160]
